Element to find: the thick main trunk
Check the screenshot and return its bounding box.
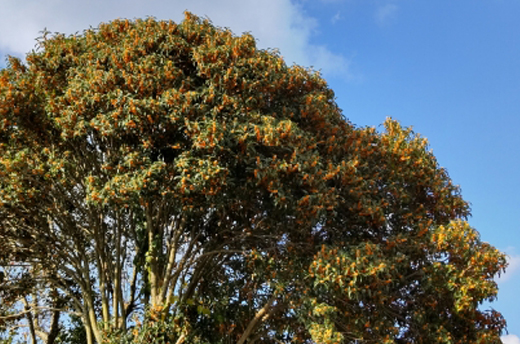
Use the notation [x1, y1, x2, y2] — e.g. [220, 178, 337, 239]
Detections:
[22, 297, 37, 344]
[83, 314, 95, 344]
[98, 264, 110, 330]
[81, 260, 103, 344]
[113, 218, 122, 329]
[147, 207, 161, 307]
[87, 302, 103, 344]
[46, 308, 60, 344]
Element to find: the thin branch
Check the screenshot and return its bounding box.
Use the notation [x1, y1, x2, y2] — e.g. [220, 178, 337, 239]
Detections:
[0, 306, 80, 321]
[237, 294, 277, 344]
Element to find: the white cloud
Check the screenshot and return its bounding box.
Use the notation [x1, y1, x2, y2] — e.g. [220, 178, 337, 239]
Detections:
[375, 3, 398, 26]
[308, 45, 352, 78]
[502, 334, 520, 344]
[497, 254, 520, 283]
[0, 0, 349, 78]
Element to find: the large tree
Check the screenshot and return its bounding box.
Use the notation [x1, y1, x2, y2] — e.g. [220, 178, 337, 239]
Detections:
[0, 12, 507, 344]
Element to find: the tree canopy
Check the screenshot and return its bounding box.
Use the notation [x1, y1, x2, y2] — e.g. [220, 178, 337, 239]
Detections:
[0, 12, 507, 344]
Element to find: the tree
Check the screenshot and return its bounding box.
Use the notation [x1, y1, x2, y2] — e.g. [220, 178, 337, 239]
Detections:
[0, 12, 507, 344]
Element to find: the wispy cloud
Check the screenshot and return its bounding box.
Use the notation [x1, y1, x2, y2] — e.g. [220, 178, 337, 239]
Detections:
[501, 334, 520, 344]
[375, 3, 398, 26]
[0, 0, 350, 79]
[331, 11, 342, 24]
[320, 0, 346, 3]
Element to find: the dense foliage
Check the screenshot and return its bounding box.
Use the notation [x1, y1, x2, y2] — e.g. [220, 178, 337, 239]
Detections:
[0, 12, 507, 344]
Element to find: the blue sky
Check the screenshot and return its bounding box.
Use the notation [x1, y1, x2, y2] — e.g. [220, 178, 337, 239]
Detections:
[1, 0, 518, 342]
